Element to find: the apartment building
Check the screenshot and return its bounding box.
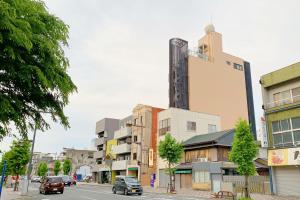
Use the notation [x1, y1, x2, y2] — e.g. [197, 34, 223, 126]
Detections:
[92, 118, 120, 183]
[128, 104, 163, 186]
[261, 62, 300, 196]
[169, 24, 256, 137]
[157, 108, 221, 188]
[112, 116, 132, 178]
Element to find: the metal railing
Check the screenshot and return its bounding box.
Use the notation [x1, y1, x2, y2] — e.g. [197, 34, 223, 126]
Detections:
[265, 95, 300, 109]
[188, 49, 209, 61]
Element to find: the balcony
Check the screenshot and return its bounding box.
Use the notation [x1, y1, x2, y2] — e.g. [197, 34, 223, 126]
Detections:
[94, 150, 104, 159]
[112, 143, 131, 155]
[95, 137, 104, 146]
[188, 49, 209, 61]
[114, 127, 132, 140]
[112, 160, 129, 170]
[265, 95, 300, 110]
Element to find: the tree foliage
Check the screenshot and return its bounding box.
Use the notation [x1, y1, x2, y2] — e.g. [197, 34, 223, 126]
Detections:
[229, 119, 258, 198]
[0, 0, 77, 140]
[63, 159, 71, 175]
[37, 162, 47, 177]
[53, 160, 61, 176]
[158, 133, 183, 192]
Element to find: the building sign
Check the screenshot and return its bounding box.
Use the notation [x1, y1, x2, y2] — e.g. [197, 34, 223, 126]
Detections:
[175, 169, 192, 174]
[149, 148, 153, 167]
[268, 147, 300, 166]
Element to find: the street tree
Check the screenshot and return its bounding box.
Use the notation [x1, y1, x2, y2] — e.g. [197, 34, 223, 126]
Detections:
[37, 162, 48, 178]
[54, 160, 61, 176]
[7, 139, 30, 191]
[158, 133, 183, 192]
[0, 0, 77, 140]
[63, 159, 72, 175]
[229, 119, 258, 198]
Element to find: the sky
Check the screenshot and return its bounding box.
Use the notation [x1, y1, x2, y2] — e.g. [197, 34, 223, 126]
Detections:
[1, 0, 300, 154]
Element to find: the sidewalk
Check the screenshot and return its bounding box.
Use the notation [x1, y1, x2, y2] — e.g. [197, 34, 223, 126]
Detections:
[1, 187, 34, 200]
[143, 186, 300, 200]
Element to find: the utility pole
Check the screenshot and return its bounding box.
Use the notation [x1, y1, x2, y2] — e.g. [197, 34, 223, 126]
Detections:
[26, 125, 37, 194]
[0, 160, 7, 198]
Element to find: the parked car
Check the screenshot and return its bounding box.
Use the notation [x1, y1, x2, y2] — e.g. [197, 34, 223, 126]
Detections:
[112, 176, 143, 195]
[31, 176, 41, 183]
[39, 176, 64, 194]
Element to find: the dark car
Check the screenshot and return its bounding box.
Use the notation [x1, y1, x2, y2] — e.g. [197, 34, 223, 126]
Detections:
[61, 175, 72, 186]
[112, 176, 143, 195]
[39, 176, 64, 194]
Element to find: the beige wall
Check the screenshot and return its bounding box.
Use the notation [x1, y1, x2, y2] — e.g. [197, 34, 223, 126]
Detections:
[188, 30, 249, 130]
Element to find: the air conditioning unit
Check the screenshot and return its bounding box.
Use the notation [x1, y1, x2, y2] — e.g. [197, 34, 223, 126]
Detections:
[198, 157, 208, 162]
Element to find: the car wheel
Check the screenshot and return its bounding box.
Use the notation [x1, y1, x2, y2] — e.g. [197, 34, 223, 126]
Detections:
[112, 187, 116, 194]
[39, 190, 42, 194]
[138, 193, 142, 196]
[61, 190, 64, 194]
[124, 188, 128, 195]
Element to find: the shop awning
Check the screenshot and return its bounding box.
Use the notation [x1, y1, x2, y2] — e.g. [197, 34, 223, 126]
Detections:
[128, 167, 138, 171]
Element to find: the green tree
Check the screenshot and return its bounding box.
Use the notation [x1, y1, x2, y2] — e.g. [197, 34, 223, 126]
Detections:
[37, 162, 48, 178]
[229, 119, 258, 198]
[158, 133, 183, 192]
[0, 0, 77, 140]
[6, 139, 30, 191]
[53, 160, 61, 176]
[63, 159, 72, 175]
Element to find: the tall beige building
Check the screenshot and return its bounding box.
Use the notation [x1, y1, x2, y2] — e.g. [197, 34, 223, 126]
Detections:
[169, 25, 256, 137]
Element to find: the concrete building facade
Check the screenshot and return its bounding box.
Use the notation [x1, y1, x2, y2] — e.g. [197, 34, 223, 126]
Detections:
[156, 108, 221, 188]
[92, 118, 120, 183]
[261, 62, 300, 196]
[169, 24, 256, 137]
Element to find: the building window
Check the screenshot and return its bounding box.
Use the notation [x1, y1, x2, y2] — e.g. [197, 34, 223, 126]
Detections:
[226, 61, 231, 65]
[133, 153, 137, 160]
[233, 63, 243, 71]
[272, 117, 300, 147]
[133, 135, 138, 143]
[187, 121, 196, 131]
[208, 124, 217, 133]
[194, 171, 210, 183]
[271, 87, 300, 108]
[159, 118, 171, 136]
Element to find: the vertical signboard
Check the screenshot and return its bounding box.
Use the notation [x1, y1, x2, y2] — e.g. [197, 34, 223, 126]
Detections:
[149, 148, 153, 167]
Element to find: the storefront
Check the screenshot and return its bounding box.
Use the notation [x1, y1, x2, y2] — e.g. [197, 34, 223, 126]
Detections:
[268, 147, 300, 196]
[175, 169, 192, 189]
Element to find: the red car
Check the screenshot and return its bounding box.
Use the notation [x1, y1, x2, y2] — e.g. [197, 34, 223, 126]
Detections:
[39, 176, 64, 194]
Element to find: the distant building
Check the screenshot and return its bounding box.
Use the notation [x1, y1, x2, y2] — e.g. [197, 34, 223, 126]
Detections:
[169, 24, 256, 137]
[61, 148, 96, 178]
[260, 62, 300, 196]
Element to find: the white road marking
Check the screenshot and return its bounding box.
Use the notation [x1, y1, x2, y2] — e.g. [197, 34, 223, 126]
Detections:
[81, 196, 98, 200]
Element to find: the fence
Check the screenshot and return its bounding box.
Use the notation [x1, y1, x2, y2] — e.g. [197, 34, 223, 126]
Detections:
[222, 175, 271, 195]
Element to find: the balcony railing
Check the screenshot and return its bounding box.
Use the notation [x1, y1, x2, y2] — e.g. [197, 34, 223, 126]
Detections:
[94, 150, 104, 159]
[114, 127, 132, 140]
[112, 160, 129, 170]
[188, 49, 209, 61]
[112, 143, 131, 155]
[265, 95, 300, 109]
[95, 137, 104, 146]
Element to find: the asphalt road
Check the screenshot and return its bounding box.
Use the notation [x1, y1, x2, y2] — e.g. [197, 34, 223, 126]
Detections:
[22, 183, 207, 200]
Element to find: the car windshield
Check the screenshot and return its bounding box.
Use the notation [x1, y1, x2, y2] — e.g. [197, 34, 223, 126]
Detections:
[62, 176, 70, 181]
[125, 177, 138, 184]
[48, 177, 62, 183]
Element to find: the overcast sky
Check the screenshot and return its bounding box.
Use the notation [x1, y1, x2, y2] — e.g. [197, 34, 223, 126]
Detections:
[1, 0, 300, 154]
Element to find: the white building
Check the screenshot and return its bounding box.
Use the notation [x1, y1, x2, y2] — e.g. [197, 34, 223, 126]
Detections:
[156, 108, 221, 187]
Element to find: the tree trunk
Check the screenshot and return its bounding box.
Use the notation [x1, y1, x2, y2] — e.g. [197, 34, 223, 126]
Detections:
[245, 175, 250, 198]
[168, 162, 172, 193]
[14, 175, 19, 191]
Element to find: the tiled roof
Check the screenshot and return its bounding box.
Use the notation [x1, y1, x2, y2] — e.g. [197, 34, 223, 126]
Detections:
[183, 129, 235, 147]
